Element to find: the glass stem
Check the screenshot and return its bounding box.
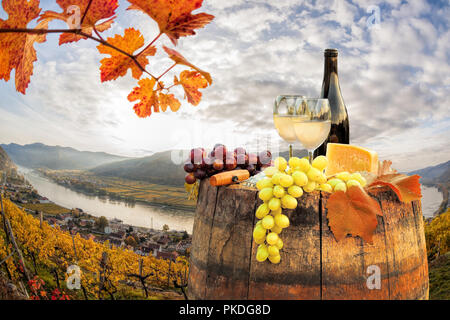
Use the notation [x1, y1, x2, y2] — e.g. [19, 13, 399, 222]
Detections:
[289, 144, 293, 159]
[308, 150, 313, 164]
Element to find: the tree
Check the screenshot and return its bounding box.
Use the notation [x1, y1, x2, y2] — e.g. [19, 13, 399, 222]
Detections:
[95, 216, 108, 231]
[0, 0, 214, 118]
[124, 235, 137, 247]
[162, 224, 169, 232]
[126, 226, 134, 235]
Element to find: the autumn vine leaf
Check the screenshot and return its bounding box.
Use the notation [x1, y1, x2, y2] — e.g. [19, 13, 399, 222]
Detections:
[0, 0, 46, 94]
[97, 28, 156, 82]
[39, 0, 118, 44]
[175, 70, 209, 106]
[326, 186, 382, 244]
[0, 0, 214, 117]
[163, 46, 212, 85]
[369, 174, 422, 203]
[128, 78, 160, 117]
[127, 0, 214, 46]
[159, 93, 181, 112]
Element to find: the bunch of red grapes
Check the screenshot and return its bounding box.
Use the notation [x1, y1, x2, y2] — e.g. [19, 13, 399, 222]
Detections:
[184, 144, 273, 184]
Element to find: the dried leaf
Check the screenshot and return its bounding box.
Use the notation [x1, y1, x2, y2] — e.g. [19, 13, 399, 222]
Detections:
[97, 28, 156, 82]
[369, 173, 422, 203]
[127, 0, 214, 45]
[0, 0, 45, 93]
[163, 46, 212, 84]
[326, 186, 382, 244]
[378, 160, 398, 176]
[128, 78, 160, 118]
[39, 0, 118, 44]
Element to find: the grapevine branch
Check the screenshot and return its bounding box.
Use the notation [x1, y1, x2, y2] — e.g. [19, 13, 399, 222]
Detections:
[0, 27, 171, 89]
[80, 0, 94, 26]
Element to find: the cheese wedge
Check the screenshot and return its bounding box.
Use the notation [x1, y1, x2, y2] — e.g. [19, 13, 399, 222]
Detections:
[325, 143, 378, 176]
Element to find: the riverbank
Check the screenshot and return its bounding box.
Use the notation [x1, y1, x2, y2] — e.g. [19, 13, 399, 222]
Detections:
[19, 168, 195, 232]
[37, 169, 196, 212]
[435, 184, 449, 216]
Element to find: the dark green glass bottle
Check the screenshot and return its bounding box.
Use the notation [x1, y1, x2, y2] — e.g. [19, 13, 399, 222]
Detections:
[315, 49, 350, 157]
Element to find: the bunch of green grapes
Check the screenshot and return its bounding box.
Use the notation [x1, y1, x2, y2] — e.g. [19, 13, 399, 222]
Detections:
[320, 171, 367, 193]
[253, 155, 329, 264]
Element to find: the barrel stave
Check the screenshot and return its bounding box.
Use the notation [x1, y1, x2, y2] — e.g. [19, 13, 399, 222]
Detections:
[321, 191, 391, 300]
[204, 185, 257, 299]
[248, 192, 321, 300]
[378, 189, 428, 300]
[187, 180, 218, 299]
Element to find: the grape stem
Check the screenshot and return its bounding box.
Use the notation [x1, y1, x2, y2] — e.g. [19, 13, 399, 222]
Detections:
[308, 151, 313, 164]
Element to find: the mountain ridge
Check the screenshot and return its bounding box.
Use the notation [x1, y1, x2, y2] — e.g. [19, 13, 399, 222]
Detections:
[409, 160, 450, 184]
[0, 145, 16, 172]
[1, 143, 131, 170]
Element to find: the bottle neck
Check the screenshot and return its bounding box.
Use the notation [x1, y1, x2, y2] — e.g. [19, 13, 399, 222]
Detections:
[321, 56, 339, 98]
[324, 56, 338, 77]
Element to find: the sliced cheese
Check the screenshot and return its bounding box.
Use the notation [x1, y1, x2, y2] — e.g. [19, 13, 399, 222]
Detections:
[325, 143, 378, 176]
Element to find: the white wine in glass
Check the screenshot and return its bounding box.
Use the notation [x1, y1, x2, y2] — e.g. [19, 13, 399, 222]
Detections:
[293, 98, 331, 163]
[273, 95, 305, 158]
[294, 119, 331, 150]
[273, 115, 298, 144]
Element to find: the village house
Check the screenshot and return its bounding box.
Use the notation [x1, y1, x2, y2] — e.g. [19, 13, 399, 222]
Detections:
[156, 251, 179, 261]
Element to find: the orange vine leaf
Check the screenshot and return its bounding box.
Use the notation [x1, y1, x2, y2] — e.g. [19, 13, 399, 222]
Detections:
[127, 0, 214, 46]
[159, 93, 181, 112]
[326, 186, 382, 244]
[128, 78, 160, 118]
[368, 173, 422, 203]
[0, 0, 46, 94]
[174, 70, 209, 106]
[39, 0, 118, 45]
[163, 46, 212, 85]
[97, 28, 156, 82]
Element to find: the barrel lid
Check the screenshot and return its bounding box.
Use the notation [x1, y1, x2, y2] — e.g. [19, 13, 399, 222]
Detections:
[324, 48, 338, 57]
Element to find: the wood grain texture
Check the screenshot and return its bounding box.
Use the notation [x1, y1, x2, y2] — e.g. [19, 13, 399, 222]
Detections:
[187, 180, 218, 299]
[321, 189, 390, 300]
[204, 185, 257, 299]
[188, 182, 429, 300]
[248, 192, 320, 300]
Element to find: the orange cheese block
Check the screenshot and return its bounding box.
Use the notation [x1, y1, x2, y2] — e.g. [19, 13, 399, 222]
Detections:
[325, 143, 379, 176]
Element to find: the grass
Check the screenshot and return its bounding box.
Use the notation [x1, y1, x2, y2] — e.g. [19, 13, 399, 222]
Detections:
[21, 203, 70, 215]
[429, 252, 450, 300]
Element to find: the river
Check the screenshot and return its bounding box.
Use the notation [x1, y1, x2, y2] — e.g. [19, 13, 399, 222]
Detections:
[19, 169, 443, 233]
[421, 185, 443, 218]
[20, 168, 195, 233]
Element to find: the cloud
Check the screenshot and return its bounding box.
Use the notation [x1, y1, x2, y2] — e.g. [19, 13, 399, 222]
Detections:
[0, 0, 449, 171]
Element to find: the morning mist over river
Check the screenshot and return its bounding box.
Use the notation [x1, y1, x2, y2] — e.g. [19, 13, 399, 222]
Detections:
[20, 168, 195, 233]
[20, 167, 442, 234]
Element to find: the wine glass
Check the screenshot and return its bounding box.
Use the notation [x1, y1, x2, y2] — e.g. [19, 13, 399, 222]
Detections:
[273, 95, 305, 158]
[293, 98, 331, 163]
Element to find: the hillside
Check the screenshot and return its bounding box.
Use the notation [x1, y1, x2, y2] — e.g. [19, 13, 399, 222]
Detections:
[410, 160, 450, 184]
[1, 143, 130, 170]
[91, 150, 186, 187]
[91, 149, 307, 187]
[410, 160, 450, 215]
[0, 146, 15, 171]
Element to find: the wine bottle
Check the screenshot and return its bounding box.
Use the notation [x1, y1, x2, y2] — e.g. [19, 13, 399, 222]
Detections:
[314, 49, 349, 157]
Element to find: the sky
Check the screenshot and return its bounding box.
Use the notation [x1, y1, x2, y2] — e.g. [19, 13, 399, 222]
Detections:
[0, 0, 449, 172]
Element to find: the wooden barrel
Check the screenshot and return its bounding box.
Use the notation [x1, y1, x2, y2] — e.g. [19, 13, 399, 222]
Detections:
[187, 180, 429, 300]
